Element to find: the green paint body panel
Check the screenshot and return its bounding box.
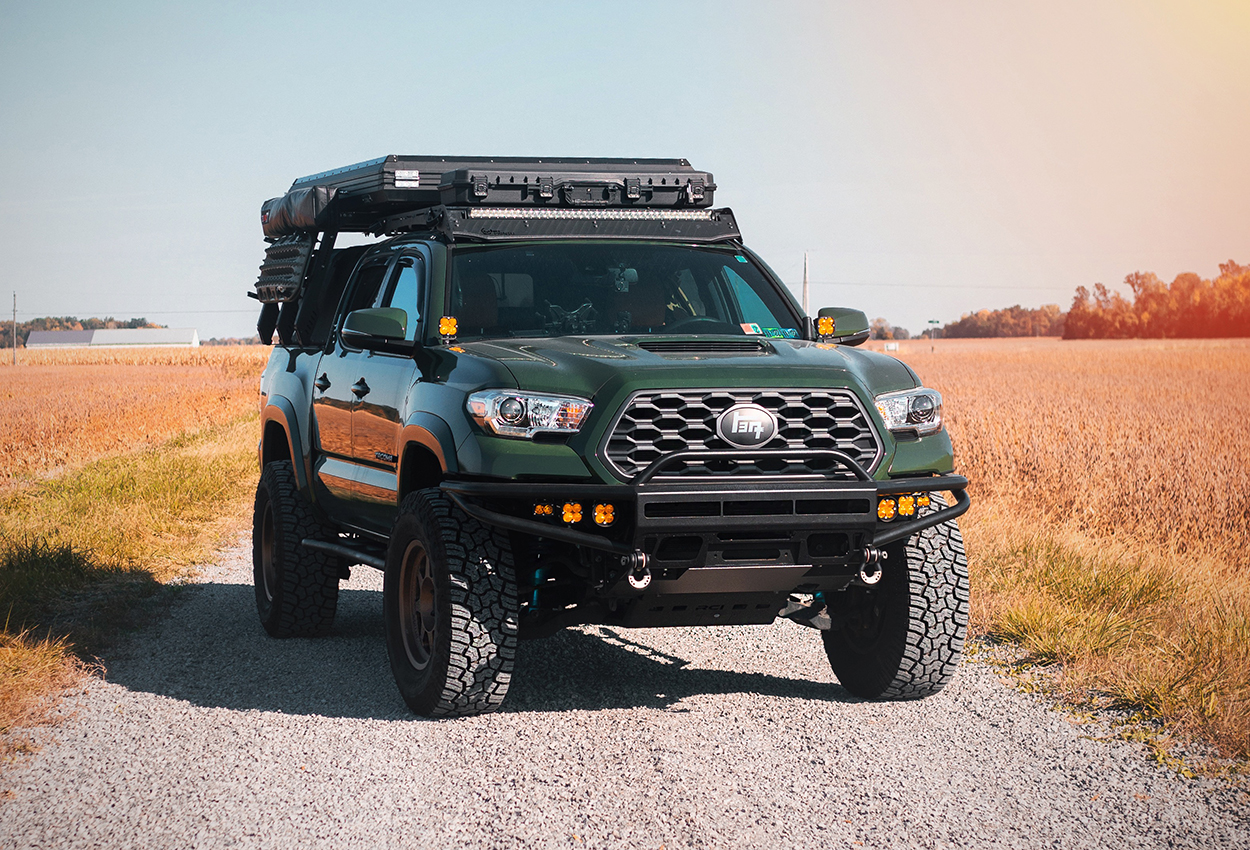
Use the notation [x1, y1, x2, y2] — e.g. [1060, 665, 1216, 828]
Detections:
[457, 434, 595, 480]
[887, 433, 955, 477]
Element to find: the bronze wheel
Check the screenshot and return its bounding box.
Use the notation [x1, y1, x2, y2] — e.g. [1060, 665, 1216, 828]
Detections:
[397, 540, 437, 671]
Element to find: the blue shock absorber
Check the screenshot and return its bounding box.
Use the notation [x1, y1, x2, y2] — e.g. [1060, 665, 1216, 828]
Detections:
[531, 568, 547, 608]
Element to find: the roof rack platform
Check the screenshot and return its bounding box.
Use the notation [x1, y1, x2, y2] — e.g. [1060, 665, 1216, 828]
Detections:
[261, 155, 717, 239]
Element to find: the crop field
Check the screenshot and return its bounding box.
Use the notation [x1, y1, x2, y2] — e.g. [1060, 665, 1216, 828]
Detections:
[882, 336, 1250, 759]
[0, 347, 269, 489]
[1, 339, 1248, 761]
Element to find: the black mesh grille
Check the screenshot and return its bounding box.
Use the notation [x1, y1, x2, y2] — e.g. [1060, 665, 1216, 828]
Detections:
[604, 389, 882, 479]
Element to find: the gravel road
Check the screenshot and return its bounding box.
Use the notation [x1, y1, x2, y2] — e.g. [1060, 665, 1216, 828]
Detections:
[3, 540, 1248, 849]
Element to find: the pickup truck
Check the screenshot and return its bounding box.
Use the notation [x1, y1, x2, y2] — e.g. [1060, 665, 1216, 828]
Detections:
[251, 156, 970, 717]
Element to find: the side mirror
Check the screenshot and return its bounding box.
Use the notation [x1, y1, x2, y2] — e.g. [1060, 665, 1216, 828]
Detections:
[815, 307, 870, 346]
[340, 307, 411, 351]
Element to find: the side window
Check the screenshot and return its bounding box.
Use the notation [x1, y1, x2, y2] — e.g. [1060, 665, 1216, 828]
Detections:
[343, 261, 391, 318]
[379, 256, 424, 342]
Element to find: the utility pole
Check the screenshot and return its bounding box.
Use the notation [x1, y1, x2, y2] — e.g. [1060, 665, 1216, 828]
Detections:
[802, 252, 810, 315]
[11, 292, 15, 366]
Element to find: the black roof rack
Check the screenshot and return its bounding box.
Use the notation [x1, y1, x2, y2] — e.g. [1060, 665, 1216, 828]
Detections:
[260, 155, 721, 240]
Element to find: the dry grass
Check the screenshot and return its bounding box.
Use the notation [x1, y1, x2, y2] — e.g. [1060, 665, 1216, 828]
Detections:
[0, 347, 269, 752]
[0, 629, 90, 758]
[882, 337, 1250, 759]
[0, 346, 269, 488]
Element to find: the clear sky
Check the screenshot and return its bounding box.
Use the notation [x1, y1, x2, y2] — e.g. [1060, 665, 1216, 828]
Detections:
[2, 0, 1247, 338]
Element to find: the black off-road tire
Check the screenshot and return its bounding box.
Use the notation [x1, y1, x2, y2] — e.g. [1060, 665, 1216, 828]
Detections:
[252, 460, 340, 637]
[383, 489, 519, 717]
[823, 498, 968, 700]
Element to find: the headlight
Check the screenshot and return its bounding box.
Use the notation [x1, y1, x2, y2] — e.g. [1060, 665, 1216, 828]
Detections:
[467, 390, 593, 439]
[874, 388, 943, 437]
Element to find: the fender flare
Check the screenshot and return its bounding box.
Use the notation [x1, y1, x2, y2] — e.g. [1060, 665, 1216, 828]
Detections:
[262, 396, 311, 493]
[398, 412, 459, 479]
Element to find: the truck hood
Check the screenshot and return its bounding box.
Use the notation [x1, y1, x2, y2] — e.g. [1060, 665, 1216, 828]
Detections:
[454, 335, 918, 403]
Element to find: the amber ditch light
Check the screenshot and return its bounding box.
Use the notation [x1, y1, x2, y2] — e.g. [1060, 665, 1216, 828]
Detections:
[562, 502, 583, 523]
[816, 316, 835, 339]
[593, 503, 615, 527]
[438, 316, 458, 339]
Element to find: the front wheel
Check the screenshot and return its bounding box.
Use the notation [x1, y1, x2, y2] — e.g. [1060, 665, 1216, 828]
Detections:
[823, 500, 968, 699]
[383, 489, 519, 717]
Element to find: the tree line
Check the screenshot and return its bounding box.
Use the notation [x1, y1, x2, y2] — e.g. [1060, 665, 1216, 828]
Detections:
[937, 303, 1064, 338]
[1063, 260, 1250, 339]
[934, 259, 1249, 339]
[0, 317, 161, 348]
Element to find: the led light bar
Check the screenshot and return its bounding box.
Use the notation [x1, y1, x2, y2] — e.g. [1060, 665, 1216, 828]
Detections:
[467, 207, 715, 221]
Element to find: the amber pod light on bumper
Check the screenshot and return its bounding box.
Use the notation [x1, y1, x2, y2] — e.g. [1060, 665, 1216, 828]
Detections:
[878, 498, 897, 521]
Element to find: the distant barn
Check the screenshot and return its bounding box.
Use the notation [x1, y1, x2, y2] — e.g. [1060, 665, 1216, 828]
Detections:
[25, 328, 200, 348]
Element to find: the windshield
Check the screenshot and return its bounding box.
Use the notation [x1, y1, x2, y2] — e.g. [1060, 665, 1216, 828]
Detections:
[449, 242, 801, 339]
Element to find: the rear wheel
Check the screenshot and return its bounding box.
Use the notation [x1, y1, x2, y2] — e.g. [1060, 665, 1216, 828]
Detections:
[383, 489, 519, 717]
[823, 500, 968, 699]
[252, 460, 340, 637]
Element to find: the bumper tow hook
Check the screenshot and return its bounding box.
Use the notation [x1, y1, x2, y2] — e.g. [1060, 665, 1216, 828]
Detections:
[859, 547, 887, 586]
[622, 552, 651, 590]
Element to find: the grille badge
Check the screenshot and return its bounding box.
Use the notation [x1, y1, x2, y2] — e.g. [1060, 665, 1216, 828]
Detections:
[716, 404, 778, 447]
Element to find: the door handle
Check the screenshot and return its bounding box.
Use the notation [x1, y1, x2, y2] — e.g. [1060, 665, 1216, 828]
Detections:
[351, 378, 370, 398]
[314, 373, 331, 393]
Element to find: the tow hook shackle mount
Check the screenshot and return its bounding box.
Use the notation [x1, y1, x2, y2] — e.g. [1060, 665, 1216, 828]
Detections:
[622, 551, 651, 591]
[858, 546, 887, 586]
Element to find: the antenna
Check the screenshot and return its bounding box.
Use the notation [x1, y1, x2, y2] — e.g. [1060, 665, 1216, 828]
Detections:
[802, 252, 810, 315]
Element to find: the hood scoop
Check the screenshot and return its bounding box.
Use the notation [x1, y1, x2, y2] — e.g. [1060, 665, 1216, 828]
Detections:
[637, 338, 772, 354]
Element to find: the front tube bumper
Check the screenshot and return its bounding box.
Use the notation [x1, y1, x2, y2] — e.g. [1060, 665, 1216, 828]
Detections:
[872, 475, 970, 546]
[442, 448, 969, 555]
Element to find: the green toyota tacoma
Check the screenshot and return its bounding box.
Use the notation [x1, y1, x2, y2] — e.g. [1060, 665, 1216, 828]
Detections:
[250, 156, 969, 717]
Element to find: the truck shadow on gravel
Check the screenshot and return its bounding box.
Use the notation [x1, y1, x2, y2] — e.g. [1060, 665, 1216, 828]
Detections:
[101, 581, 857, 720]
[506, 627, 859, 713]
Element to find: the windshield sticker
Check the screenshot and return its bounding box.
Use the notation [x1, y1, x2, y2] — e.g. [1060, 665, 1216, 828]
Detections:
[735, 255, 748, 263]
[740, 322, 763, 334]
[761, 327, 800, 339]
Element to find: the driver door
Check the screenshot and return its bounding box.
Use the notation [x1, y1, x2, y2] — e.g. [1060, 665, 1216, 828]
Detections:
[311, 256, 392, 515]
